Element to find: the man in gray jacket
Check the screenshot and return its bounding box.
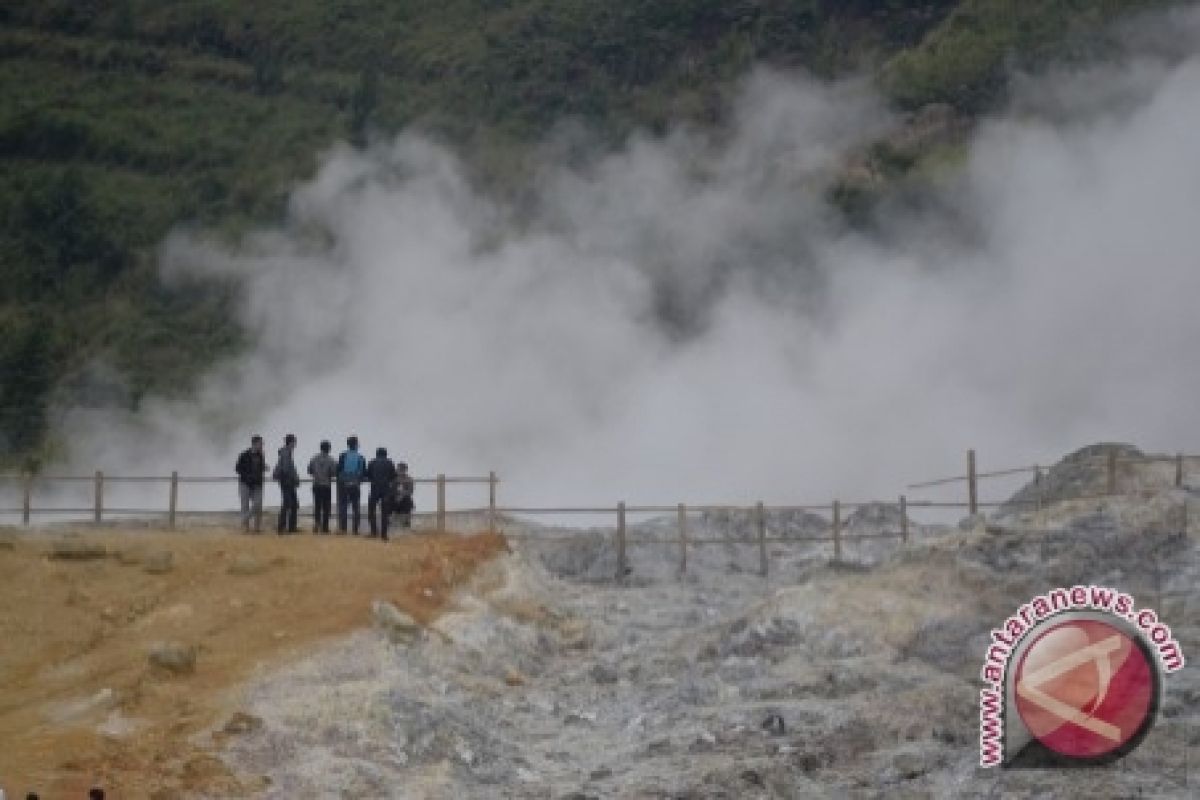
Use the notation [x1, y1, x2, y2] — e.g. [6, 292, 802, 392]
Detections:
[307, 440, 337, 533]
[273, 433, 300, 534]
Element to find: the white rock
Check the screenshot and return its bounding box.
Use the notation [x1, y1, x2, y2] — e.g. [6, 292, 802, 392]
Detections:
[372, 600, 421, 644]
[148, 642, 197, 674]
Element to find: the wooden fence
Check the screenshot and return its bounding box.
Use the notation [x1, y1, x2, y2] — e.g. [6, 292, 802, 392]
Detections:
[907, 449, 1199, 515]
[0, 472, 498, 533]
[491, 498, 915, 578]
[1, 449, 1195, 579]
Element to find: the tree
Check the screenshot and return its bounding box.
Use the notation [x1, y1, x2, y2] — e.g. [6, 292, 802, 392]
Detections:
[0, 310, 54, 456]
[252, 44, 286, 95]
[350, 67, 380, 146]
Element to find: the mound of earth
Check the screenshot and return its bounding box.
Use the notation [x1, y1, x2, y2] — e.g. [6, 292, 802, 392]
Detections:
[0, 527, 505, 797]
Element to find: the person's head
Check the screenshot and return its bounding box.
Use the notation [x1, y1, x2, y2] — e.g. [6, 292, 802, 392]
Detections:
[320, 440, 331, 454]
[376, 447, 387, 458]
[27, 793, 40, 800]
[347, 435, 359, 451]
[397, 462, 408, 473]
[284, 433, 296, 448]
[251, 435, 263, 453]
[88, 789, 105, 800]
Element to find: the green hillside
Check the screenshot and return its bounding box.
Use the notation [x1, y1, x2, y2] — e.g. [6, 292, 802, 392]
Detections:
[0, 0, 1167, 465]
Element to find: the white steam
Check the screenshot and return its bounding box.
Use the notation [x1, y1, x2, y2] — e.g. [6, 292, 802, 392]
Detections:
[63, 13, 1200, 510]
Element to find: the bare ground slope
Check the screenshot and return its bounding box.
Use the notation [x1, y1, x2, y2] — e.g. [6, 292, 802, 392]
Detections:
[0, 527, 506, 797]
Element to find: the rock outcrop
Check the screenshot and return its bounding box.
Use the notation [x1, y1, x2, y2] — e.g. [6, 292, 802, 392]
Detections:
[372, 600, 422, 644]
[148, 642, 197, 675]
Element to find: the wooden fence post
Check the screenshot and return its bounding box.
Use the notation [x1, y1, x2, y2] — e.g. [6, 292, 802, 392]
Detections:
[168, 471, 179, 530]
[436, 474, 446, 531]
[616, 502, 627, 579]
[488, 471, 497, 532]
[832, 500, 842, 561]
[677, 503, 688, 576]
[1107, 451, 1118, 495]
[1175, 453, 1184, 488]
[756, 501, 768, 577]
[22, 474, 32, 526]
[967, 449, 978, 516]
[1034, 465, 1042, 514]
[899, 495, 908, 544]
[94, 470, 104, 525]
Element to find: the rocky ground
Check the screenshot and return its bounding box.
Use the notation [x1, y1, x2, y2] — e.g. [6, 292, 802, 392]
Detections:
[219, 445, 1199, 798]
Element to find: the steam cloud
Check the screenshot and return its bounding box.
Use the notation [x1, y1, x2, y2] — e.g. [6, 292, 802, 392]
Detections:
[62, 6, 1200, 511]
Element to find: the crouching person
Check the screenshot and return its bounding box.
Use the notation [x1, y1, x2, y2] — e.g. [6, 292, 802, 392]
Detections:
[392, 461, 415, 530]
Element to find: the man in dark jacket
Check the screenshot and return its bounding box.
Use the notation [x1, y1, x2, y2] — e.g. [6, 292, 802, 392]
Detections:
[337, 435, 367, 534]
[366, 447, 398, 540]
[234, 435, 267, 532]
[273, 433, 300, 533]
[307, 440, 337, 533]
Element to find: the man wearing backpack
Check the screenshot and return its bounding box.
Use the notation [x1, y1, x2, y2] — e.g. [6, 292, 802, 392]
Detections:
[273, 433, 300, 534]
[234, 434, 267, 532]
[365, 447, 398, 540]
[307, 440, 337, 533]
[337, 435, 367, 534]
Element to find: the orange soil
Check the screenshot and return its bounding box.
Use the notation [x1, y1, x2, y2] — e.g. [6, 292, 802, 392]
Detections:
[0, 527, 507, 798]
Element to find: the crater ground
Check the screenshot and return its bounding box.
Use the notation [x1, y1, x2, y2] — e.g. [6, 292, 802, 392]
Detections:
[217, 452, 1198, 798]
[2, 449, 1197, 798]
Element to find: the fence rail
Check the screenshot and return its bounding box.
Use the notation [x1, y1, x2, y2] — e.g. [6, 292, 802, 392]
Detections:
[0, 475, 495, 484]
[2, 448, 1195, 579]
[491, 495, 913, 577]
[0, 471, 499, 532]
[908, 450, 1198, 514]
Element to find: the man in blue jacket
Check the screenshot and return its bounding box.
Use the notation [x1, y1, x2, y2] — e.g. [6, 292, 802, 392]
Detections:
[336, 435, 367, 534]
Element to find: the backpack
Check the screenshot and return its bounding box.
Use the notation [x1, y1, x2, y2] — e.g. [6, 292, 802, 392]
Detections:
[339, 450, 365, 488]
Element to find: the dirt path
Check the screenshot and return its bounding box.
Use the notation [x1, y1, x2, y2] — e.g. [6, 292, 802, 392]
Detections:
[0, 527, 506, 798]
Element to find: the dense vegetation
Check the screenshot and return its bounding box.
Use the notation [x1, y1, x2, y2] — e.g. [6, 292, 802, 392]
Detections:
[0, 0, 1168, 465]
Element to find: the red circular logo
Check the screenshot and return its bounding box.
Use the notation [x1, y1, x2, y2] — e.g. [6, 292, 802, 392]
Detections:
[1014, 618, 1156, 760]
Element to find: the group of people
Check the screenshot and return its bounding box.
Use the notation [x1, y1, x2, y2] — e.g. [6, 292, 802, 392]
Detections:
[234, 434, 415, 540]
